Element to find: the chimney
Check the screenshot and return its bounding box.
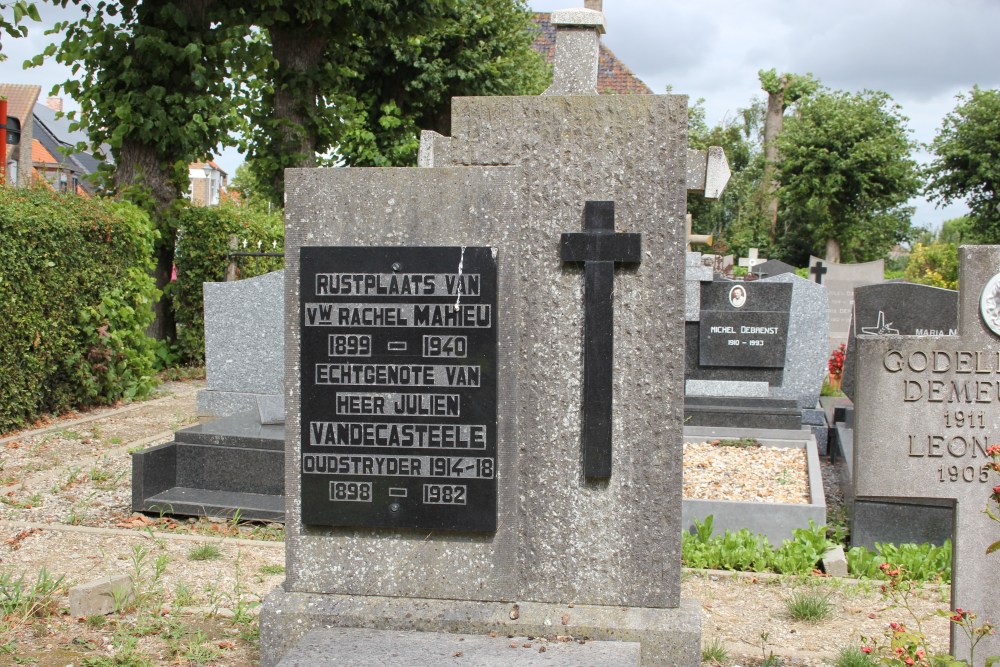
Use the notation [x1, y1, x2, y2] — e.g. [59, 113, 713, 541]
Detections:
[46, 97, 63, 112]
[584, 0, 603, 9]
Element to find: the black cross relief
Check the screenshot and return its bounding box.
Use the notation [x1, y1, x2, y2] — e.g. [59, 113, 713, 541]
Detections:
[560, 201, 642, 479]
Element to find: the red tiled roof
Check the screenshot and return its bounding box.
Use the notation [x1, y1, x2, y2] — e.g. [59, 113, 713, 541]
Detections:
[0, 84, 41, 125]
[531, 13, 652, 95]
[31, 139, 58, 165]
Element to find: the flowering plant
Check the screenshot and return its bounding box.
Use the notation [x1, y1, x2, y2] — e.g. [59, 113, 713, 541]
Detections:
[988, 444, 1000, 557]
[861, 563, 998, 666]
[828, 343, 847, 383]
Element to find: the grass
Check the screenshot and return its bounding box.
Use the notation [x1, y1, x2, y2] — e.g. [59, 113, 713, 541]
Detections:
[701, 637, 729, 664]
[260, 564, 285, 575]
[712, 437, 761, 448]
[833, 646, 878, 667]
[785, 590, 832, 622]
[187, 543, 222, 561]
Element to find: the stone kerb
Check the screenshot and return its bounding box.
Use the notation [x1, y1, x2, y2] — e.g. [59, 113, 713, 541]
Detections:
[854, 246, 1000, 665]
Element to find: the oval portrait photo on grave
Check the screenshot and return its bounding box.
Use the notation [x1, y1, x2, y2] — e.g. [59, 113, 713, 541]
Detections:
[728, 284, 747, 308]
[979, 272, 1000, 337]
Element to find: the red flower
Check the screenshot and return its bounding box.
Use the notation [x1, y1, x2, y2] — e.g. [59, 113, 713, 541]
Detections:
[992, 485, 1000, 501]
[861, 646, 873, 654]
[905, 658, 915, 666]
[986, 444, 1000, 456]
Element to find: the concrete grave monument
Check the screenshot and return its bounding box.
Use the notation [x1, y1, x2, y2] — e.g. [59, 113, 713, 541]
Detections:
[854, 246, 1000, 665]
[260, 5, 729, 665]
[754, 259, 798, 280]
[836, 282, 959, 547]
[809, 256, 884, 351]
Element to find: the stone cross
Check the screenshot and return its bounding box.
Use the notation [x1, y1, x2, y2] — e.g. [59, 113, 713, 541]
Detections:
[854, 245, 1000, 665]
[561, 201, 641, 478]
[738, 248, 766, 274]
[810, 260, 828, 284]
[685, 214, 712, 250]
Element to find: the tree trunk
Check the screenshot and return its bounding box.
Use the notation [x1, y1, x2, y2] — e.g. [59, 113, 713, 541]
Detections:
[116, 137, 180, 342]
[825, 238, 841, 264]
[268, 26, 328, 199]
[762, 77, 786, 242]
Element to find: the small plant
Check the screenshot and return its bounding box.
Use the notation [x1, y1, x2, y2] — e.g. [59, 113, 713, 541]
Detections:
[187, 542, 222, 561]
[785, 590, 832, 622]
[758, 631, 782, 666]
[834, 645, 878, 667]
[173, 582, 194, 608]
[847, 541, 952, 583]
[702, 637, 729, 664]
[260, 564, 285, 575]
[712, 437, 761, 448]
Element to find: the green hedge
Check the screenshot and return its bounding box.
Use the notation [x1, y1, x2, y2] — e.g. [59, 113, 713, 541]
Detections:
[172, 203, 284, 364]
[0, 186, 159, 433]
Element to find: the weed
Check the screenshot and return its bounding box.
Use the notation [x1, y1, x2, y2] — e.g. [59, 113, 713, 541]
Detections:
[701, 637, 729, 664]
[108, 437, 123, 445]
[712, 437, 761, 448]
[84, 615, 106, 629]
[785, 590, 832, 622]
[260, 564, 285, 575]
[89, 464, 114, 486]
[177, 630, 222, 664]
[758, 631, 782, 666]
[123, 545, 168, 613]
[833, 645, 877, 667]
[847, 540, 952, 583]
[188, 543, 222, 561]
[58, 430, 83, 440]
[173, 582, 194, 608]
[0, 567, 65, 619]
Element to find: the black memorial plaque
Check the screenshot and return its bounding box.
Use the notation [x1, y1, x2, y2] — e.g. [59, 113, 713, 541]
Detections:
[299, 246, 498, 532]
[698, 281, 791, 368]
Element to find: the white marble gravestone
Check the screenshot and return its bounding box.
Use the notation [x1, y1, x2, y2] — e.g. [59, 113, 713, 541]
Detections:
[854, 246, 1000, 665]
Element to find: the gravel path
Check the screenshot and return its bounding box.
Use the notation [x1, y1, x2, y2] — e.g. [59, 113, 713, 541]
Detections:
[0, 381, 950, 666]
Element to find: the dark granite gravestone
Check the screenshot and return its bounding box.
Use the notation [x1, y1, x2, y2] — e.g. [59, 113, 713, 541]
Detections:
[753, 259, 798, 280]
[686, 280, 792, 387]
[854, 246, 1000, 665]
[842, 282, 958, 401]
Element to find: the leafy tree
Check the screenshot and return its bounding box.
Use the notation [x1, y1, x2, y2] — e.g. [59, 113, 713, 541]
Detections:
[925, 86, 1000, 242]
[0, 1, 39, 61]
[904, 242, 958, 290]
[240, 0, 549, 205]
[774, 88, 920, 265]
[758, 69, 818, 238]
[35, 0, 246, 340]
[687, 97, 772, 259]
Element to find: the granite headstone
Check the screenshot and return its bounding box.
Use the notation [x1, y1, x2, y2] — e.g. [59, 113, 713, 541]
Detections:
[854, 246, 1000, 665]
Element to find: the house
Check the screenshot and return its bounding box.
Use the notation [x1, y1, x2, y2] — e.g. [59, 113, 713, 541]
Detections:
[1, 84, 104, 193]
[188, 160, 228, 206]
[1, 83, 39, 188]
[531, 13, 652, 95]
[32, 97, 103, 195]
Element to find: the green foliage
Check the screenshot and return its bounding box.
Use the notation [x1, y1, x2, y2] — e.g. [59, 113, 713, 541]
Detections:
[0, 186, 158, 433]
[713, 437, 762, 448]
[242, 0, 550, 204]
[0, 566, 64, 618]
[846, 540, 952, 583]
[758, 69, 818, 104]
[687, 98, 772, 258]
[682, 517, 834, 575]
[785, 590, 832, 622]
[0, 1, 39, 61]
[834, 646, 878, 667]
[701, 637, 730, 664]
[775, 88, 921, 265]
[172, 202, 284, 363]
[187, 543, 221, 561]
[903, 242, 959, 290]
[925, 87, 1000, 243]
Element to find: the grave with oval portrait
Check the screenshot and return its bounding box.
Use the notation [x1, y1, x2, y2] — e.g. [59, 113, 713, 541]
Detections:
[694, 280, 792, 369]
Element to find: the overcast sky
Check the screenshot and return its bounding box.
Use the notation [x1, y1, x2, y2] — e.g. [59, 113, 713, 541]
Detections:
[4, 1, 998, 228]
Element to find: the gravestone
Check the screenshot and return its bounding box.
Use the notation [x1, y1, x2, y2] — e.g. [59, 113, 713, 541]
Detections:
[260, 6, 721, 665]
[808, 256, 884, 351]
[197, 271, 285, 419]
[842, 282, 959, 401]
[738, 248, 766, 275]
[839, 282, 960, 548]
[854, 246, 1000, 665]
[754, 259, 798, 280]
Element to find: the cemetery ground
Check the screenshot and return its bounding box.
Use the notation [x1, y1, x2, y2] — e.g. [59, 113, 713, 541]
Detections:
[0, 378, 950, 666]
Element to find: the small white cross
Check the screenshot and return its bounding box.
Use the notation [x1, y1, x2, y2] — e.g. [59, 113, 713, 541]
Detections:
[738, 248, 766, 273]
